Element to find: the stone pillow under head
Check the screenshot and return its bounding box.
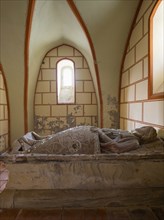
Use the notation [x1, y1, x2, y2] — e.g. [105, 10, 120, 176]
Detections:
[30, 126, 100, 154]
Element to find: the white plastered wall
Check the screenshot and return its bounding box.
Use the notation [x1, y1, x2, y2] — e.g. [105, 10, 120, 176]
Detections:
[0, 0, 28, 143]
[120, 0, 164, 131]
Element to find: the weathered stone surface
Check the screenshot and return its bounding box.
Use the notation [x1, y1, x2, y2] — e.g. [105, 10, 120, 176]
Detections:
[128, 207, 158, 220]
[0, 161, 9, 193]
[17, 209, 62, 220]
[0, 189, 15, 208]
[152, 207, 164, 220]
[0, 146, 163, 209]
[0, 207, 163, 220]
[107, 209, 130, 220]
[0, 208, 20, 220]
[0, 188, 163, 209]
[4, 159, 164, 190]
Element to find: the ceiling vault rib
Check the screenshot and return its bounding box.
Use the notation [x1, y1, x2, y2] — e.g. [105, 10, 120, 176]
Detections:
[66, 0, 103, 127]
[0, 63, 11, 147]
[24, 0, 35, 133]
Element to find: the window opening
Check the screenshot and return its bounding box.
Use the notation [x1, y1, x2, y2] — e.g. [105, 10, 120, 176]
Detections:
[57, 59, 75, 103]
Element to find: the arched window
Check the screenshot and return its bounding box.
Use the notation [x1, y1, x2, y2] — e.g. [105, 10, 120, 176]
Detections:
[57, 59, 75, 104]
[149, 0, 164, 98]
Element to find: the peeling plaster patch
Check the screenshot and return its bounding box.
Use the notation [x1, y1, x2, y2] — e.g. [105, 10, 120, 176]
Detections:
[0, 136, 6, 152]
[107, 95, 119, 129]
[34, 105, 94, 134]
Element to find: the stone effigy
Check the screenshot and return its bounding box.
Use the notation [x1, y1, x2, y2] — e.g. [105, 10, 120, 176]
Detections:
[11, 126, 100, 155]
[11, 126, 162, 155]
[91, 126, 159, 153]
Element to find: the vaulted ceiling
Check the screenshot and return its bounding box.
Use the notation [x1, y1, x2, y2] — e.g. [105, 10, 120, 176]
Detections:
[0, 0, 140, 140]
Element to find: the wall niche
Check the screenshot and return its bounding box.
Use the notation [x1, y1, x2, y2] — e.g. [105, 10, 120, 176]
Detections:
[34, 44, 98, 135]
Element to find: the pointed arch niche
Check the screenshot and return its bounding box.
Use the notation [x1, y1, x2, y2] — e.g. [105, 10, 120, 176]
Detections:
[34, 45, 98, 135]
[0, 64, 10, 152]
[149, 0, 164, 99]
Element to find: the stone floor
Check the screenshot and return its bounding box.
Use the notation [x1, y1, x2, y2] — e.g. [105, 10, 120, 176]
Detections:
[0, 206, 164, 220]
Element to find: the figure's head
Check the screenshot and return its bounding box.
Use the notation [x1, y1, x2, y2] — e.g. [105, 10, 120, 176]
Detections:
[133, 126, 157, 143]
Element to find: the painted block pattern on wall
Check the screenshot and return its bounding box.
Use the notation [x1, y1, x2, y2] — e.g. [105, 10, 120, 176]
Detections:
[120, 0, 164, 131]
[34, 45, 98, 135]
[0, 70, 9, 152]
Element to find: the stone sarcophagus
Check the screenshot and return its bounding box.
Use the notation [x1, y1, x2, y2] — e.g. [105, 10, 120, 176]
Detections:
[0, 126, 164, 208]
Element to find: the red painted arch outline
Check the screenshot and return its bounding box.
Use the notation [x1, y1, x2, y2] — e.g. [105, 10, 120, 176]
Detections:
[24, 0, 35, 133]
[66, 0, 103, 127]
[0, 63, 11, 148]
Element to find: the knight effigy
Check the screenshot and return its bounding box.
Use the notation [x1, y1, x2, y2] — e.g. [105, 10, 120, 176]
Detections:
[11, 126, 163, 155]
